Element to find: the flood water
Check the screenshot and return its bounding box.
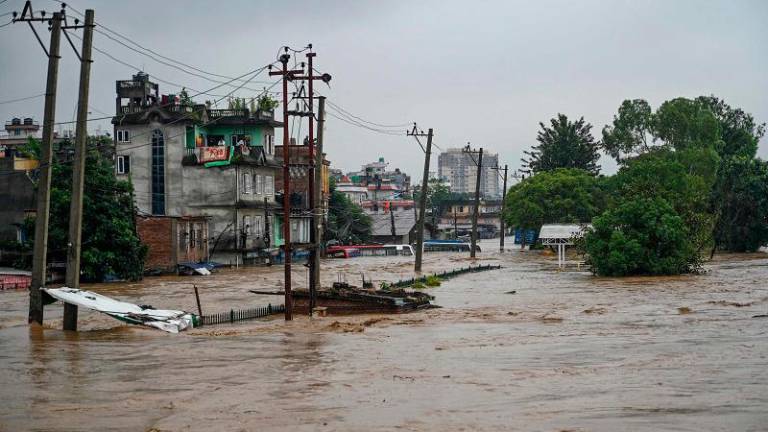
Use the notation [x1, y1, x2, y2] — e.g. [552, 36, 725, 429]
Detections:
[1, 240, 767, 431]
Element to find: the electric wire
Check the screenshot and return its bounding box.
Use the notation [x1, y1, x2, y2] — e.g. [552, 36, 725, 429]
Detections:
[0, 93, 46, 104]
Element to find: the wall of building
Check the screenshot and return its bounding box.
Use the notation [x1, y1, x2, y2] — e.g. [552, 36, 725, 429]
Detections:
[0, 157, 36, 242]
[136, 216, 176, 271]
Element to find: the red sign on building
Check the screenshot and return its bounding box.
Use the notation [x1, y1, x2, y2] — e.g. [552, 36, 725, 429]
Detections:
[199, 146, 229, 163]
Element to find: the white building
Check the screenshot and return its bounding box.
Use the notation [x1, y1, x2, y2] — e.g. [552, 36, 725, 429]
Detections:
[437, 148, 500, 198]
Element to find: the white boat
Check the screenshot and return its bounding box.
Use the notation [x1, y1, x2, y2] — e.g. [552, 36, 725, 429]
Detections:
[43, 288, 197, 333]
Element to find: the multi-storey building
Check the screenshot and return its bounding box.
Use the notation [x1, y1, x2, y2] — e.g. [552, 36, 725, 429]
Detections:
[112, 72, 286, 266]
[437, 148, 500, 198]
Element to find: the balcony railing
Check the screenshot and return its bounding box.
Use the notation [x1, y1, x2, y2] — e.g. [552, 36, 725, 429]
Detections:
[208, 108, 249, 119]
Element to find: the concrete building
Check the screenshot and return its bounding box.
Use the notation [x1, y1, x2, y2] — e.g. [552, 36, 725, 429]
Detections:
[438, 148, 500, 198]
[136, 215, 210, 273]
[437, 199, 503, 239]
[0, 156, 36, 244]
[112, 72, 285, 265]
[334, 175, 368, 205]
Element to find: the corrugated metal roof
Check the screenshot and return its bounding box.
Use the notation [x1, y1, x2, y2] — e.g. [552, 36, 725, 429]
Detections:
[538, 224, 591, 240]
[370, 211, 416, 236]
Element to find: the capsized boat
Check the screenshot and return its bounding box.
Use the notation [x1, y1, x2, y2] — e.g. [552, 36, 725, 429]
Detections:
[43, 288, 197, 333]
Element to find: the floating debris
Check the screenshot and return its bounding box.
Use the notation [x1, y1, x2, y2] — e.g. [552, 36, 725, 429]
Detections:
[251, 282, 436, 315]
[43, 288, 197, 333]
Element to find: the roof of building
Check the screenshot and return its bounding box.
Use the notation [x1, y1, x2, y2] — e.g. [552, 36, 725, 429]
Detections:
[370, 211, 416, 237]
[538, 224, 592, 244]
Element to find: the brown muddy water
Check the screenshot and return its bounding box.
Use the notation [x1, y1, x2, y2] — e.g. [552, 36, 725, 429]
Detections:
[1, 240, 767, 431]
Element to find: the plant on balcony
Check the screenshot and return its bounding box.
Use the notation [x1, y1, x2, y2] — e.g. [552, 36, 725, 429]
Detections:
[257, 93, 279, 111]
[228, 97, 247, 110]
[179, 87, 194, 107]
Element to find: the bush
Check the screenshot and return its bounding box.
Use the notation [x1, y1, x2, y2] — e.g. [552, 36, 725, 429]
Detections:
[425, 275, 442, 287]
[585, 197, 700, 276]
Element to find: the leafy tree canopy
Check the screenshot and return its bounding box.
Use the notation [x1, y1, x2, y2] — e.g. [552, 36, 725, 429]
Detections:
[504, 168, 605, 232]
[585, 197, 698, 276]
[326, 178, 372, 244]
[522, 114, 601, 175]
[23, 140, 146, 281]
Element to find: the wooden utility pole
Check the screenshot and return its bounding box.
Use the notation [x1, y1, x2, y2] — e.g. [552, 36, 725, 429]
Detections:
[311, 96, 326, 315]
[63, 8, 94, 331]
[269, 50, 303, 321]
[15, 2, 64, 325]
[491, 164, 508, 253]
[408, 125, 433, 273]
[464, 145, 483, 259]
[453, 210, 458, 239]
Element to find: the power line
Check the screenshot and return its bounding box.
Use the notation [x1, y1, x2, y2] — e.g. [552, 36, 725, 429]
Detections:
[0, 93, 46, 104]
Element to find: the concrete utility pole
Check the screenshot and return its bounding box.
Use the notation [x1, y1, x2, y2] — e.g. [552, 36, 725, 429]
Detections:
[269, 50, 303, 321]
[408, 125, 433, 273]
[311, 96, 326, 315]
[63, 8, 95, 331]
[464, 145, 483, 259]
[291, 48, 331, 316]
[390, 206, 397, 243]
[491, 163, 508, 253]
[14, 2, 64, 324]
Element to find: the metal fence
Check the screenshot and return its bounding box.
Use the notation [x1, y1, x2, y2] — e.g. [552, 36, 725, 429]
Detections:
[200, 304, 285, 326]
[391, 264, 502, 288]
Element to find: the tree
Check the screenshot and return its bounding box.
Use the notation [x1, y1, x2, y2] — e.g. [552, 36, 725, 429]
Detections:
[601, 99, 655, 163]
[611, 148, 718, 254]
[504, 168, 605, 240]
[24, 139, 146, 281]
[326, 179, 372, 244]
[522, 114, 601, 175]
[711, 157, 768, 252]
[585, 197, 698, 276]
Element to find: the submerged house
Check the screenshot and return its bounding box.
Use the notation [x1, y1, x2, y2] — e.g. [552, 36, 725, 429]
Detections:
[113, 72, 293, 267]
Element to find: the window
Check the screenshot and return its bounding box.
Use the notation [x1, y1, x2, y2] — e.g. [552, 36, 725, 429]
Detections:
[264, 134, 274, 154]
[255, 174, 263, 195]
[265, 175, 274, 195]
[243, 215, 252, 235]
[116, 129, 130, 142]
[190, 224, 196, 249]
[14, 130, 21, 136]
[243, 173, 252, 194]
[254, 215, 263, 236]
[116, 155, 130, 174]
[151, 129, 165, 215]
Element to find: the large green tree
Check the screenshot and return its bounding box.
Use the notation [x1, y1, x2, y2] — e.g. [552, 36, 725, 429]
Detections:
[24, 139, 146, 281]
[601, 95, 767, 253]
[585, 197, 698, 276]
[504, 168, 605, 246]
[326, 180, 372, 244]
[522, 114, 601, 175]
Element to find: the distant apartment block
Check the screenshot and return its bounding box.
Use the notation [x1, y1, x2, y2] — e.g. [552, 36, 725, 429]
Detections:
[437, 148, 500, 198]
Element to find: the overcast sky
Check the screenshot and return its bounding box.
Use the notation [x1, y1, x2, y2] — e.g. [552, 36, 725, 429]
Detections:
[2, 0, 766, 183]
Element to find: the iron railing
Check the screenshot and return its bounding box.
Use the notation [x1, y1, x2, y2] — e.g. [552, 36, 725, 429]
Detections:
[391, 264, 502, 288]
[199, 304, 284, 326]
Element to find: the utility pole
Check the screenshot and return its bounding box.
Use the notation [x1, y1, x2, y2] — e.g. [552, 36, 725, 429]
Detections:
[15, 2, 64, 325]
[390, 206, 397, 243]
[311, 96, 326, 314]
[291, 47, 331, 316]
[453, 210, 458, 239]
[63, 8, 94, 331]
[463, 144, 483, 259]
[408, 125, 433, 273]
[269, 49, 303, 321]
[491, 164, 508, 253]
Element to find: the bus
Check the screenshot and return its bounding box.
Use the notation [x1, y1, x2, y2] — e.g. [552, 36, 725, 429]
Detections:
[326, 244, 415, 258]
[423, 239, 479, 253]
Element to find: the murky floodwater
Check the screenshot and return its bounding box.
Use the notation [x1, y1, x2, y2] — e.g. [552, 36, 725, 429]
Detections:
[1, 240, 767, 431]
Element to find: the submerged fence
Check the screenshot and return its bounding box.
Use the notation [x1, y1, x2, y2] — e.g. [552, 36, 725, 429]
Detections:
[391, 264, 502, 288]
[200, 304, 285, 326]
